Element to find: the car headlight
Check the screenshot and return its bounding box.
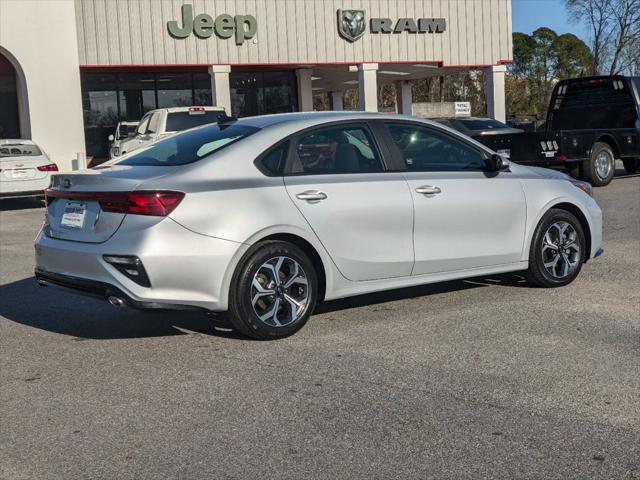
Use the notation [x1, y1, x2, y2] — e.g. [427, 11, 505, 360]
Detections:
[570, 179, 593, 197]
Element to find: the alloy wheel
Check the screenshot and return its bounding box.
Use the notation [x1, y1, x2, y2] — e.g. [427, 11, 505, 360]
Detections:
[595, 149, 613, 181]
[251, 256, 309, 327]
[541, 221, 581, 279]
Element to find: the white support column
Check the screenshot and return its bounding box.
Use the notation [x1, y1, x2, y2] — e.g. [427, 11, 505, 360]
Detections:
[485, 65, 506, 122]
[395, 80, 413, 115]
[208, 65, 232, 114]
[330, 91, 344, 111]
[296, 68, 314, 112]
[357, 63, 378, 112]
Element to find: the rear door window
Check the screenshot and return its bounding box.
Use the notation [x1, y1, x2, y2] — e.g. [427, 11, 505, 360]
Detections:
[147, 112, 162, 134]
[117, 124, 259, 166]
[289, 124, 383, 175]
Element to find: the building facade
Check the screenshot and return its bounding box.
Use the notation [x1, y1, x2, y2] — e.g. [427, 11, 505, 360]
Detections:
[0, 0, 512, 169]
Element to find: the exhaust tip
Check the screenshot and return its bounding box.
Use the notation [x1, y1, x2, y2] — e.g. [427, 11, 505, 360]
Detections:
[107, 295, 126, 308]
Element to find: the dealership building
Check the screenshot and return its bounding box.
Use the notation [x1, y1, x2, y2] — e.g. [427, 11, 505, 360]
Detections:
[0, 0, 513, 170]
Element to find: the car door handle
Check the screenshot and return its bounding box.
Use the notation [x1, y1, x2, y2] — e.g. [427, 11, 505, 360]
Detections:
[415, 185, 442, 195]
[296, 190, 328, 202]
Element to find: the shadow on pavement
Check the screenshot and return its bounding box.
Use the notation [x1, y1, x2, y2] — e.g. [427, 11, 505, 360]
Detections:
[1, 272, 530, 340]
[0, 197, 45, 212]
[0, 276, 243, 340]
[317, 272, 530, 314]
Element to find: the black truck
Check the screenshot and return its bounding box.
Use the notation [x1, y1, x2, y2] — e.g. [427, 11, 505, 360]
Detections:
[476, 76, 640, 186]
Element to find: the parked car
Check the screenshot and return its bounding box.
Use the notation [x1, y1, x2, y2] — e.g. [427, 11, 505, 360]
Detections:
[35, 112, 603, 340]
[475, 76, 640, 186]
[118, 106, 225, 156]
[0, 140, 58, 198]
[432, 117, 524, 158]
[108, 121, 138, 159]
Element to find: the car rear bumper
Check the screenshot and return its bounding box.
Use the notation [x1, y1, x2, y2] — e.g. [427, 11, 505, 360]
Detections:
[35, 268, 207, 311]
[0, 176, 50, 196]
[0, 190, 45, 199]
[34, 216, 247, 311]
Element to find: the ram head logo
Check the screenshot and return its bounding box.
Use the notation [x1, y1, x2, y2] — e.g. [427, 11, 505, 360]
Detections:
[338, 9, 366, 42]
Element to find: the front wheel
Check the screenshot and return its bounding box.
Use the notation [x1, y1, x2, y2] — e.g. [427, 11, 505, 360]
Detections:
[228, 241, 318, 340]
[527, 209, 586, 288]
[583, 142, 615, 186]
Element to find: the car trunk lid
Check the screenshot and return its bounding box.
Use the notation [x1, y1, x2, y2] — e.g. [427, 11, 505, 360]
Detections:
[45, 165, 178, 243]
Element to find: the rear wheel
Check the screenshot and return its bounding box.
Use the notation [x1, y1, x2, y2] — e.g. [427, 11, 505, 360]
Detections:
[622, 158, 638, 174]
[583, 142, 615, 186]
[228, 241, 317, 340]
[527, 209, 586, 288]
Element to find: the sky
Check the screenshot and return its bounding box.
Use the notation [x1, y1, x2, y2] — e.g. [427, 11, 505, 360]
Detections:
[511, 0, 590, 40]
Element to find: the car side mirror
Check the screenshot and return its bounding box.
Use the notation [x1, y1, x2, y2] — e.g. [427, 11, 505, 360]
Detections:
[108, 134, 115, 142]
[486, 153, 509, 172]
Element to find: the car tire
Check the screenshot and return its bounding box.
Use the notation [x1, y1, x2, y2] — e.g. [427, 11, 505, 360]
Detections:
[227, 240, 318, 340]
[622, 158, 638, 174]
[526, 209, 586, 288]
[583, 142, 615, 186]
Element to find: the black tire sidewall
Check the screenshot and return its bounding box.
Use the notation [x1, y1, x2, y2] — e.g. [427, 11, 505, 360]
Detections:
[229, 241, 317, 340]
[529, 210, 586, 287]
[586, 142, 615, 186]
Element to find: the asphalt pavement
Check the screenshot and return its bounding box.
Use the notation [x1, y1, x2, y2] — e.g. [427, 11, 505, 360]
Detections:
[1, 168, 638, 479]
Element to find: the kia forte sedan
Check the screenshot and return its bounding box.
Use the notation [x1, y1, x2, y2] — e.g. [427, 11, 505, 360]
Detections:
[35, 112, 603, 339]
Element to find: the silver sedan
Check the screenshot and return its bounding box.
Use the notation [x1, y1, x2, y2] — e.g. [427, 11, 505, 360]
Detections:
[35, 112, 603, 339]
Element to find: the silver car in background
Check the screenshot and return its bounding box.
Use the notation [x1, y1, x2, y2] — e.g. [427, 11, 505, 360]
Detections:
[35, 112, 603, 339]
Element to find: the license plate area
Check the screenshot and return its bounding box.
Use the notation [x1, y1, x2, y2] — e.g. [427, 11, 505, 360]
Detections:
[60, 202, 87, 229]
[9, 169, 31, 179]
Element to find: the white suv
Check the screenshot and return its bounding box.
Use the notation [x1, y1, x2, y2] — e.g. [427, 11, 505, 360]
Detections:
[118, 106, 225, 155]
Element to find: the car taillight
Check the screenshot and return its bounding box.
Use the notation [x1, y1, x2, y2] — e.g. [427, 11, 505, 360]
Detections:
[45, 190, 184, 216]
[37, 163, 59, 172]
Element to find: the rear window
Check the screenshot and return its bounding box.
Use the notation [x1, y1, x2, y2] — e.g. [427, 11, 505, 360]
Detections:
[0, 144, 42, 157]
[117, 123, 259, 167]
[458, 119, 508, 130]
[165, 111, 224, 132]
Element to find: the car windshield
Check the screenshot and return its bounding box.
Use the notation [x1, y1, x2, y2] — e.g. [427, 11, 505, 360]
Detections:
[457, 119, 508, 130]
[0, 144, 42, 157]
[116, 123, 259, 167]
[165, 111, 224, 132]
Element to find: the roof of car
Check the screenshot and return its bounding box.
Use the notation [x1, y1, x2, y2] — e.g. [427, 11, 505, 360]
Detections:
[233, 111, 440, 129]
[0, 139, 36, 146]
[159, 106, 226, 113]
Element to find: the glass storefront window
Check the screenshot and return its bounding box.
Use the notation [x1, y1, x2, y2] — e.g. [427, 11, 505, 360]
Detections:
[193, 72, 212, 106]
[156, 73, 193, 108]
[117, 72, 157, 121]
[230, 70, 297, 117]
[81, 69, 298, 157]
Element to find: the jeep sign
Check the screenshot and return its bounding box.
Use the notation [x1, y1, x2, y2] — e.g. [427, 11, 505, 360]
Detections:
[338, 9, 446, 42]
[167, 4, 257, 45]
